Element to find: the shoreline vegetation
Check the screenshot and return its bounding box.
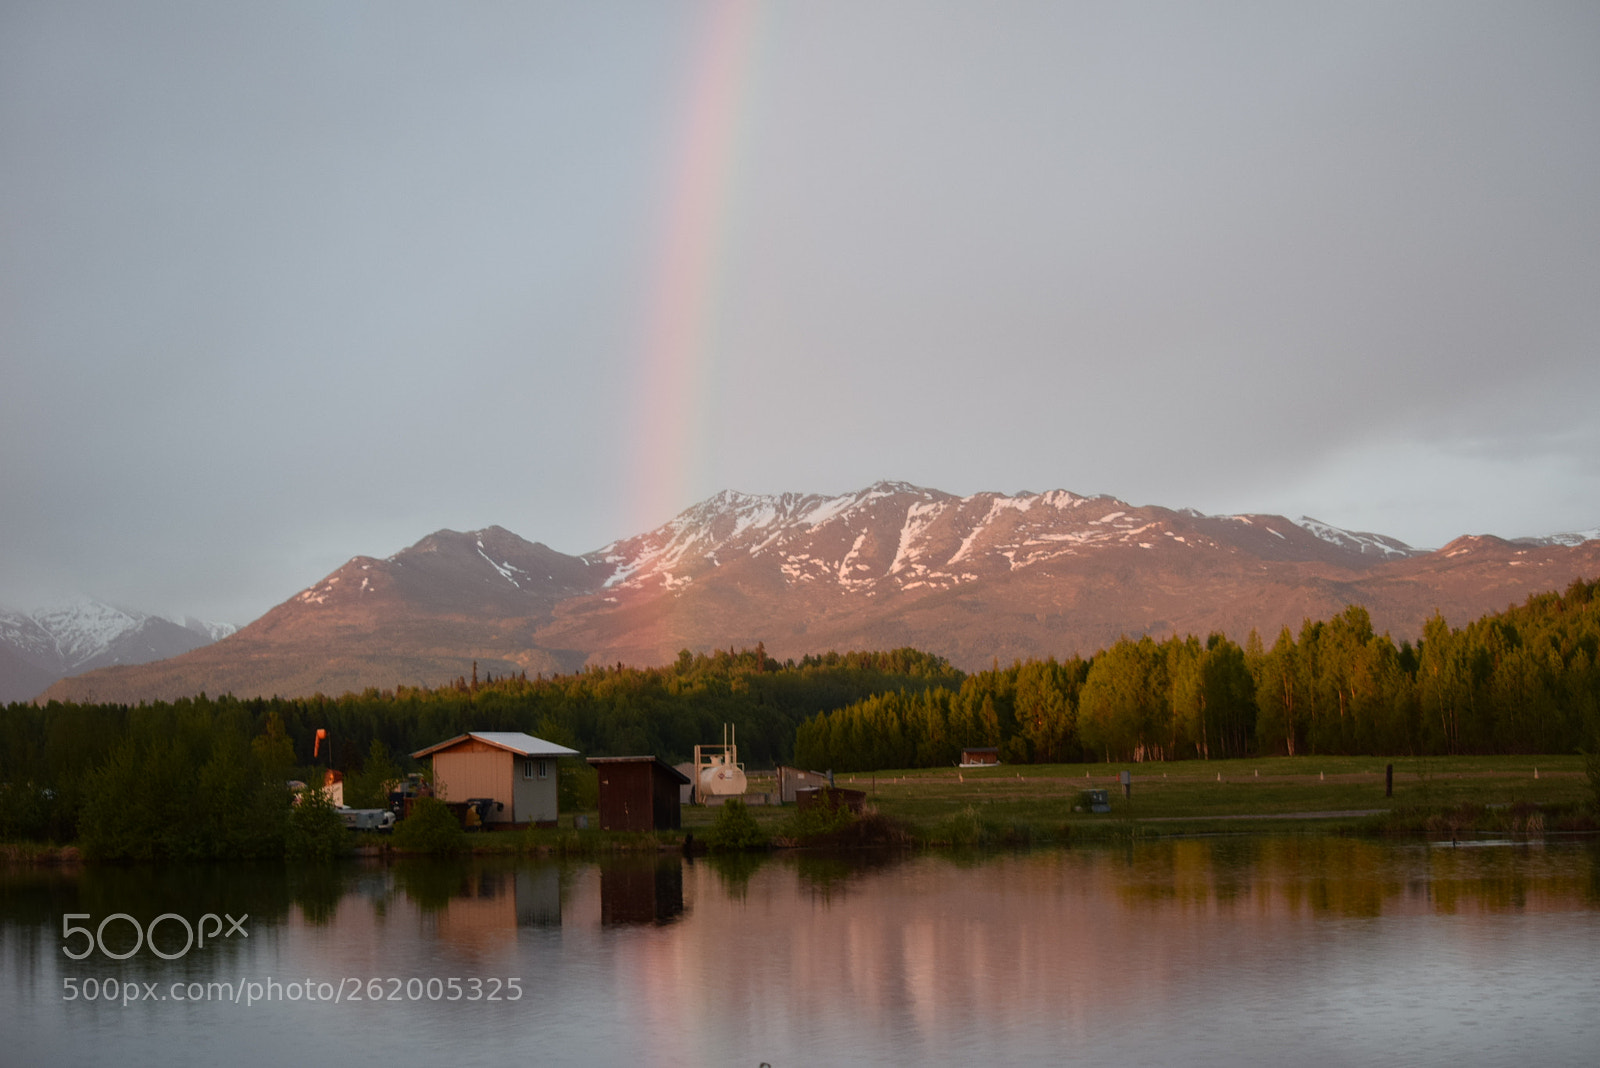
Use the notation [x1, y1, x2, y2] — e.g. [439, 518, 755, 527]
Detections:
[2, 580, 1597, 863]
[6, 754, 1596, 866]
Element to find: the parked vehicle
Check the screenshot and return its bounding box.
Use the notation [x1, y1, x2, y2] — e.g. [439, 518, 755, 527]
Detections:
[337, 807, 396, 831]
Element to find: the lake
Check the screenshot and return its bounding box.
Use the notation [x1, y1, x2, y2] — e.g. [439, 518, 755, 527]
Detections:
[3, 837, 1597, 1066]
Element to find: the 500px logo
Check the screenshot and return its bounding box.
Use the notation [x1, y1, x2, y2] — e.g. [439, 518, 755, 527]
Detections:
[61, 913, 248, 960]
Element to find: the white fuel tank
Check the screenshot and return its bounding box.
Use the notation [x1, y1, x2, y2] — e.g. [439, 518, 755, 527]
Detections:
[698, 761, 748, 797]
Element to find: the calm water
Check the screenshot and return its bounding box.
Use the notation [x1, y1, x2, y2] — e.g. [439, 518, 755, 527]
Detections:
[3, 838, 1597, 1067]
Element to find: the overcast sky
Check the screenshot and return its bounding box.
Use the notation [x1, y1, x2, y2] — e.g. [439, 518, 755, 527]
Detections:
[3, 1, 1598, 625]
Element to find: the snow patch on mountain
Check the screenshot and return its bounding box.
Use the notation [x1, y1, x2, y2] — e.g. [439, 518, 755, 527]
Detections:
[1295, 517, 1417, 558]
[948, 497, 1023, 565]
[838, 532, 871, 588]
[182, 618, 237, 642]
[891, 500, 944, 575]
[1514, 527, 1600, 548]
[297, 577, 340, 605]
[477, 545, 526, 588]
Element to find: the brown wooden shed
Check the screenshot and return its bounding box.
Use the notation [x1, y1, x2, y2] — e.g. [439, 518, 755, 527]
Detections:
[960, 746, 1000, 767]
[588, 756, 692, 832]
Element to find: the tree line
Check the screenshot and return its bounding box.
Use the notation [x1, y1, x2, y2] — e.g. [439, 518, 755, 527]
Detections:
[4, 581, 1599, 853]
[0, 646, 958, 852]
[794, 580, 1600, 771]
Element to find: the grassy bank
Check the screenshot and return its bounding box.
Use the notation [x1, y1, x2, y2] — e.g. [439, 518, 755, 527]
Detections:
[381, 754, 1597, 853]
[6, 755, 1592, 864]
[676, 754, 1596, 844]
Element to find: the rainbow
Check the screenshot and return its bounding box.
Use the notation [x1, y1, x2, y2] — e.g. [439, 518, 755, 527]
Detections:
[627, 0, 764, 534]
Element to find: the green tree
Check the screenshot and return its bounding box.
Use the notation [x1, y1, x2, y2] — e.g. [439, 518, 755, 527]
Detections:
[1418, 613, 1470, 754]
[1079, 637, 1167, 761]
[1015, 659, 1076, 764]
[344, 739, 401, 809]
[285, 787, 348, 861]
[251, 711, 297, 775]
[1253, 627, 1301, 756]
[1199, 635, 1255, 759]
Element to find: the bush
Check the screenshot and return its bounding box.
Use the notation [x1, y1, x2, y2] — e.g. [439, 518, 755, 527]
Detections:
[392, 797, 468, 855]
[558, 759, 598, 814]
[285, 788, 349, 861]
[929, 805, 998, 847]
[775, 801, 858, 845]
[832, 810, 915, 848]
[704, 799, 769, 852]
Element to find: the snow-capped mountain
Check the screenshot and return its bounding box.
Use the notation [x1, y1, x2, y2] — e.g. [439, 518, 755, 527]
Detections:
[585, 482, 1434, 599]
[0, 599, 234, 703]
[35, 483, 1600, 705]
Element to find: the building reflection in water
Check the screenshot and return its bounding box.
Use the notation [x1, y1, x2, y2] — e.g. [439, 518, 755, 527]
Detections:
[409, 863, 564, 951]
[600, 857, 685, 926]
[590, 837, 1600, 1064]
[2, 839, 1595, 1065]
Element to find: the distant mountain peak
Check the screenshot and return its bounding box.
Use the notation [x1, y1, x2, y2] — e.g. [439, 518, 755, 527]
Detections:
[0, 598, 234, 703]
[21, 599, 151, 665]
[182, 617, 238, 643]
[1513, 527, 1600, 549]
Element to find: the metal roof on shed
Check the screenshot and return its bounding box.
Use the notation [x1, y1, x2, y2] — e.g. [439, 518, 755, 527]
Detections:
[410, 731, 579, 760]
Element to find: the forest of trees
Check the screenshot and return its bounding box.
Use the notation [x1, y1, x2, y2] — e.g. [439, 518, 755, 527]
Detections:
[0, 646, 958, 852]
[794, 579, 1600, 772]
[3, 582, 1599, 853]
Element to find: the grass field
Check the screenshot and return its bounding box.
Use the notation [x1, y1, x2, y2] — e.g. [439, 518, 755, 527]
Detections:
[676, 754, 1596, 843]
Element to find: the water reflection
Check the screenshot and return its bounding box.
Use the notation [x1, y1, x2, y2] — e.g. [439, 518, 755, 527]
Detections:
[600, 858, 684, 926]
[1103, 836, 1600, 916]
[2, 839, 1597, 1066]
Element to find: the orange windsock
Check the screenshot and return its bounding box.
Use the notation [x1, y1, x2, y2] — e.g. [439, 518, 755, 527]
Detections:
[314, 728, 327, 757]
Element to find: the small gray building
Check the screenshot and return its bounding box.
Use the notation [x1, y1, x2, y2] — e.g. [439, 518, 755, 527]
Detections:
[776, 765, 831, 804]
[411, 731, 578, 828]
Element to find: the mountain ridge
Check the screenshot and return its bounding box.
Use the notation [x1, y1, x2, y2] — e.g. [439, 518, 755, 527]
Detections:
[31, 482, 1600, 704]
